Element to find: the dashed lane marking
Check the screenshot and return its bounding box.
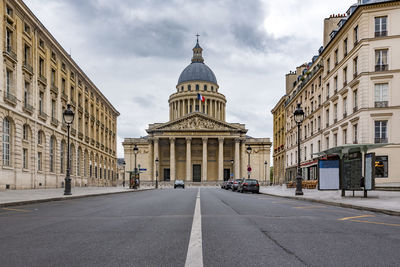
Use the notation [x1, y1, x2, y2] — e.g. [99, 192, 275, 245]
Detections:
[338, 215, 375, 221]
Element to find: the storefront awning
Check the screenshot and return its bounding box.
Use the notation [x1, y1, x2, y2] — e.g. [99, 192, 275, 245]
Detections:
[313, 143, 395, 158]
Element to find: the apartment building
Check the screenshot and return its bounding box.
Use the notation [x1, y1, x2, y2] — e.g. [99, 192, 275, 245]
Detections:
[275, 0, 400, 185]
[0, 0, 120, 189]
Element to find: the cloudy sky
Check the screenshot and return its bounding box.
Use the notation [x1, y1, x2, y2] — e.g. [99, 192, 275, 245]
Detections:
[25, 0, 354, 158]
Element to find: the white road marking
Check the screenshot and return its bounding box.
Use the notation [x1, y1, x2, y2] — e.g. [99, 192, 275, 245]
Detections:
[185, 188, 203, 267]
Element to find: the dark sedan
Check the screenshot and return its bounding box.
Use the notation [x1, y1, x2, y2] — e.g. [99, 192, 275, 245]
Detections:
[238, 179, 259, 193]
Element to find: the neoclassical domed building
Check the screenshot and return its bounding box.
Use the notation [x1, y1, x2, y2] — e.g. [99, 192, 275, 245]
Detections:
[123, 39, 271, 185]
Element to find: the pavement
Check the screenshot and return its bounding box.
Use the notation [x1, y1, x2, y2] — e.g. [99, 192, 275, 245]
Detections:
[260, 185, 400, 216]
[1, 188, 400, 267]
[0, 186, 154, 207]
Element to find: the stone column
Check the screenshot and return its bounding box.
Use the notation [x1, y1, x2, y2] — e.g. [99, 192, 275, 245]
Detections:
[170, 137, 175, 181]
[153, 138, 159, 181]
[148, 141, 154, 182]
[218, 137, 224, 181]
[234, 138, 240, 179]
[241, 140, 246, 178]
[186, 137, 192, 181]
[202, 137, 208, 181]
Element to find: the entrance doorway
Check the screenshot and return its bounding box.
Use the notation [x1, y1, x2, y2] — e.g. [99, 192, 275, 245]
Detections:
[224, 169, 231, 181]
[193, 164, 201, 182]
[163, 168, 170, 181]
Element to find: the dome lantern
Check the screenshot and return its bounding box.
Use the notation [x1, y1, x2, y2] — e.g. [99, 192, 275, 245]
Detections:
[191, 34, 204, 63]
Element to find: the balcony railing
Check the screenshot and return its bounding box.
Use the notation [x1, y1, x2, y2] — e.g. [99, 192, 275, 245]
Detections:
[61, 92, 68, 101]
[78, 131, 84, 139]
[23, 102, 34, 113]
[375, 101, 388, 108]
[4, 91, 17, 105]
[353, 72, 358, 78]
[90, 115, 95, 122]
[70, 99, 76, 107]
[85, 110, 89, 117]
[375, 64, 388, 72]
[38, 111, 48, 121]
[71, 127, 76, 136]
[91, 138, 95, 145]
[353, 106, 358, 112]
[85, 136, 90, 143]
[4, 47, 17, 62]
[343, 112, 347, 118]
[375, 137, 388, 144]
[38, 74, 47, 85]
[51, 117, 59, 127]
[23, 61, 33, 74]
[343, 81, 347, 87]
[51, 84, 59, 95]
[375, 31, 387, 37]
[96, 141, 100, 148]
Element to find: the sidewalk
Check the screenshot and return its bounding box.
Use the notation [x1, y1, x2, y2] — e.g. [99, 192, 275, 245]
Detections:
[260, 185, 400, 216]
[0, 186, 153, 207]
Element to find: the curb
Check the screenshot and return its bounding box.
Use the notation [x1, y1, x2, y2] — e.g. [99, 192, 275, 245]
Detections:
[260, 192, 400, 216]
[0, 188, 154, 208]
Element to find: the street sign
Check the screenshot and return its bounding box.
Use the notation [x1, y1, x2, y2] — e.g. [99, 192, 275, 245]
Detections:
[139, 168, 147, 171]
[247, 166, 252, 172]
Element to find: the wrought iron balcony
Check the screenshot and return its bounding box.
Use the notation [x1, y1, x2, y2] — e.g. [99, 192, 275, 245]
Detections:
[38, 74, 47, 85]
[4, 91, 17, 105]
[343, 81, 347, 87]
[4, 47, 17, 62]
[38, 111, 48, 121]
[51, 84, 59, 95]
[85, 136, 90, 143]
[375, 137, 388, 144]
[375, 64, 388, 72]
[23, 61, 33, 74]
[51, 117, 59, 127]
[78, 131, 84, 139]
[61, 92, 68, 101]
[23, 102, 34, 113]
[375, 31, 387, 37]
[375, 101, 388, 108]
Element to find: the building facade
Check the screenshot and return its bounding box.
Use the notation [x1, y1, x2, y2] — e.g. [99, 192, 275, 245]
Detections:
[123, 40, 271, 185]
[275, 0, 400, 185]
[0, 0, 119, 190]
[271, 95, 287, 185]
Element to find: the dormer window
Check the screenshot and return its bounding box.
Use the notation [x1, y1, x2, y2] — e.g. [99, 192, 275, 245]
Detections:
[188, 85, 191, 91]
[204, 85, 207, 91]
[196, 84, 199, 91]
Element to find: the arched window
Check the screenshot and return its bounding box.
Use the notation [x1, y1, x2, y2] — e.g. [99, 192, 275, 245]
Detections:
[3, 118, 11, 166]
[60, 141, 65, 174]
[50, 137, 55, 172]
[188, 85, 191, 91]
[204, 85, 207, 91]
[196, 84, 199, 91]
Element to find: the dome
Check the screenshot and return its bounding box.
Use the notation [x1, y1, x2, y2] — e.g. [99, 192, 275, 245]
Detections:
[178, 62, 218, 85]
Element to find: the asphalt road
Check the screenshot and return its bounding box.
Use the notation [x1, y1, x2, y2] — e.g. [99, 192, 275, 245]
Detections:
[1, 188, 400, 267]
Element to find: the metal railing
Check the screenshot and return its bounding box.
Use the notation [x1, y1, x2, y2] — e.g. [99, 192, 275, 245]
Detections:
[38, 74, 47, 84]
[375, 31, 387, 37]
[375, 64, 388, 72]
[375, 137, 388, 144]
[4, 91, 17, 104]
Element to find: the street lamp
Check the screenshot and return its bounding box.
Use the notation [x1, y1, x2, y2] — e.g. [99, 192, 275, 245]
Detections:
[133, 144, 139, 189]
[155, 157, 159, 189]
[246, 145, 252, 179]
[122, 161, 126, 187]
[230, 159, 234, 180]
[264, 161, 268, 186]
[63, 104, 75, 195]
[294, 103, 305, 196]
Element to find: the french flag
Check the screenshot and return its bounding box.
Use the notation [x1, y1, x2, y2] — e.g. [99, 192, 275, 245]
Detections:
[197, 93, 205, 102]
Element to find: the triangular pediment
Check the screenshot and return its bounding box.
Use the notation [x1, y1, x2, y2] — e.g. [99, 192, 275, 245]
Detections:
[147, 113, 246, 133]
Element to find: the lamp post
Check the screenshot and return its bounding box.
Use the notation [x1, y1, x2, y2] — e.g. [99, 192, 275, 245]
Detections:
[264, 161, 268, 186]
[133, 144, 138, 189]
[230, 159, 234, 180]
[155, 157, 159, 189]
[246, 145, 252, 179]
[122, 161, 126, 187]
[294, 103, 305, 196]
[63, 104, 75, 195]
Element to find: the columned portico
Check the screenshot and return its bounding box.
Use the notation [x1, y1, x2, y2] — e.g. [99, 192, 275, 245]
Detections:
[202, 138, 208, 181]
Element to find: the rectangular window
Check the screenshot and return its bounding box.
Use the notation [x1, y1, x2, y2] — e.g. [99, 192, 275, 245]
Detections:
[343, 129, 347, 144]
[343, 67, 347, 85]
[343, 97, 347, 116]
[51, 99, 56, 118]
[326, 137, 329, 149]
[353, 124, 358, 143]
[304, 146, 307, 161]
[375, 16, 387, 37]
[374, 83, 388, 107]
[334, 104, 337, 121]
[334, 76, 338, 92]
[39, 92, 44, 113]
[318, 140, 321, 152]
[51, 69, 56, 86]
[39, 58, 45, 76]
[343, 38, 348, 56]
[326, 83, 330, 100]
[334, 49, 338, 65]
[327, 58, 330, 73]
[6, 29, 13, 52]
[353, 90, 358, 111]
[375, 49, 388, 71]
[375, 156, 388, 178]
[38, 152, 42, 171]
[354, 26, 358, 45]
[310, 144, 313, 159]
[23, 148, 28, 169]
[62, 78, 66, 93]
[6, 69, 12, 94]
[375, 120, 388, 143]
[24, 44, 30, 65]
[353, 57, 358, 76]
[195, 105, 199, 112]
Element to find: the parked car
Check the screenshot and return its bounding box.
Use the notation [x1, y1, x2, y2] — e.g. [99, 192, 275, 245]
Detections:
[174, 180, 185, 189]
[225, 179, 234, 190]
[221, 180, 228, 189]
[231, 179, 244, 191]
[237, 179, 260, 193]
